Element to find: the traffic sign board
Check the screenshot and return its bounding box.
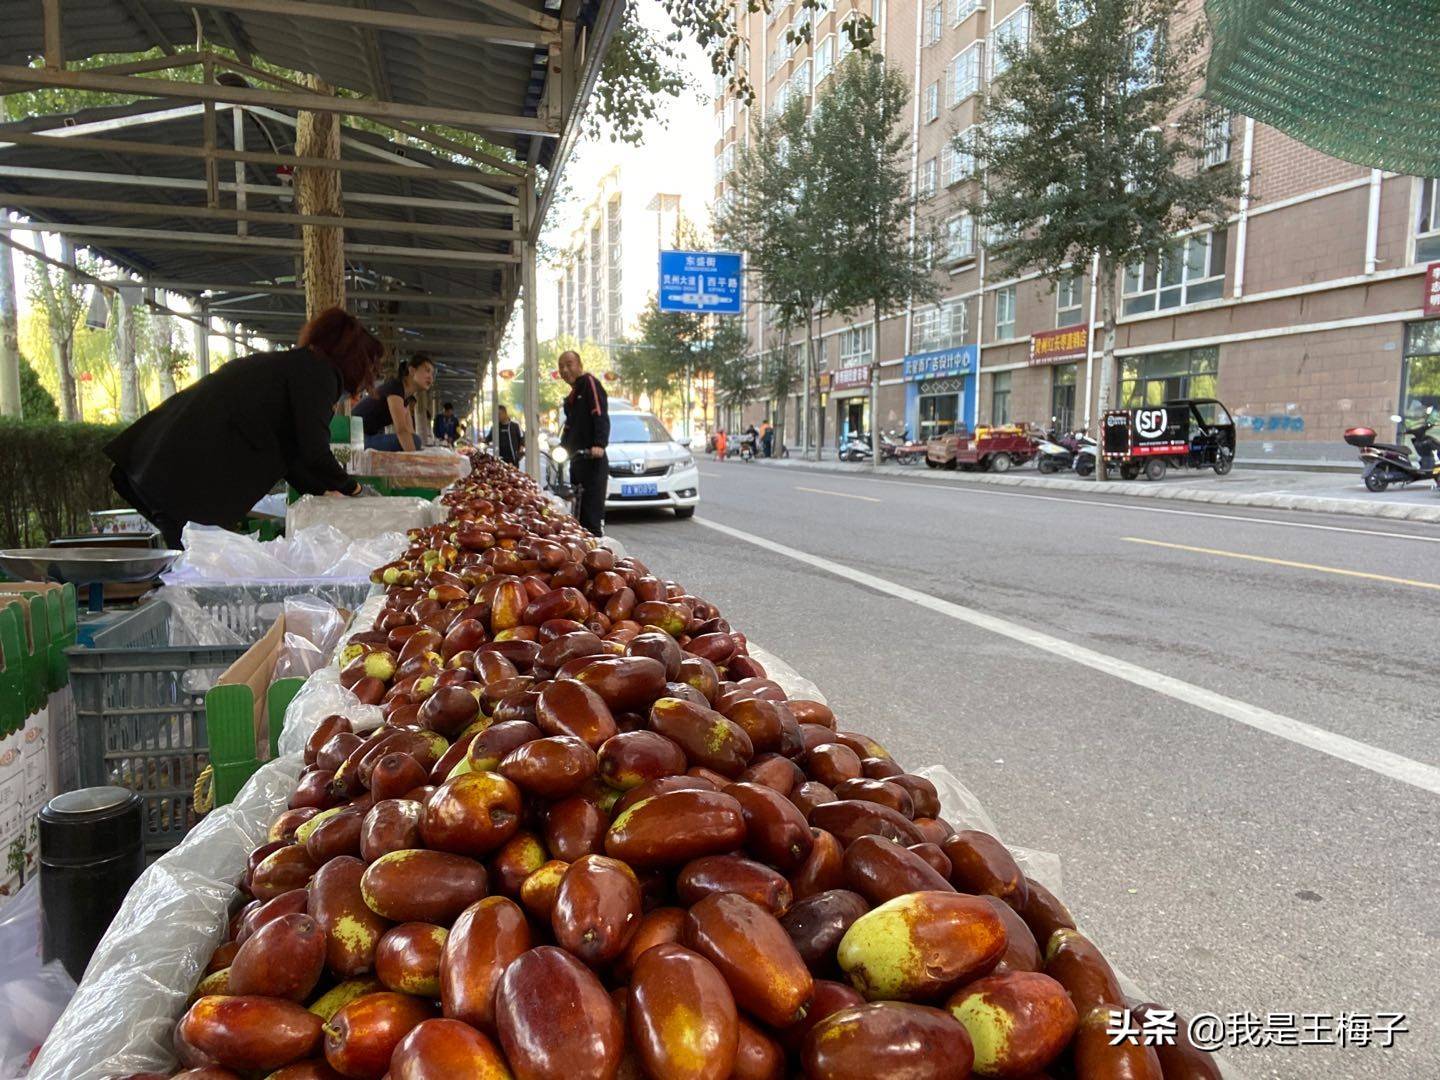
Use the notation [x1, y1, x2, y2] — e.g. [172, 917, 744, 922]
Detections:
[658, 250, 743, 314]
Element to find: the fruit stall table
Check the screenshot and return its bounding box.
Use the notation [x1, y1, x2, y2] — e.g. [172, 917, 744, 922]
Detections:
[26, 458, 1230, 1080]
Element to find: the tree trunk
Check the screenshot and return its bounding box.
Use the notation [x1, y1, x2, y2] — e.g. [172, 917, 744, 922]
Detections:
[296, 75, 345, 318]
[114, 294, 140, 421]
[1095, 252, 1119, 481]
[801, 313, 813, 459]
[40, 239, 80, 422]
[0, 225, 19, 419]
[871, 300, 883, 466]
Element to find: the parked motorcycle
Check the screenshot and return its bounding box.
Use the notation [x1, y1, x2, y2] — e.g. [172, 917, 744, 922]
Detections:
[1071, 432, 1099, 477]
[1344, 407, 1440, 492]
[838, 432, 874, 462]
[1035, 417, 1078, 474]
[880, 429, 924, 465]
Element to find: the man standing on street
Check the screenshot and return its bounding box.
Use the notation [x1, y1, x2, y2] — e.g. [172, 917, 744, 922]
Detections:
[486, 405, 525, 466]
[558, 349, 609, 535]
[433, 401, 460, 445]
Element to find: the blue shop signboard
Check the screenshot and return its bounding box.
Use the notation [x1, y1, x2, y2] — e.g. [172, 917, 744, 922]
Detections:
[658, 251, 743, 314]
[902, 345, 978, 381]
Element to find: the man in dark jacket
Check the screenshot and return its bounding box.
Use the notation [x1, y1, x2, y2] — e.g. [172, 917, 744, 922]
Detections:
[485, 405, 525, 466]
[558, 349, 610, 535]
[106, 341, 367, 548]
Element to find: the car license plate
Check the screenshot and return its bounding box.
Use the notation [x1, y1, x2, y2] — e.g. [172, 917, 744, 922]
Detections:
[621, 483, 658, 497]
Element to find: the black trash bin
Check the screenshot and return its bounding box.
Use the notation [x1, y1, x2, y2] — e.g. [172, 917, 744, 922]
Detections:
[38, 787, 145, 982]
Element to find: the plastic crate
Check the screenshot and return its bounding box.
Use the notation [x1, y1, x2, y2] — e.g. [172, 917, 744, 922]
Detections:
[64, 599, 248, 854]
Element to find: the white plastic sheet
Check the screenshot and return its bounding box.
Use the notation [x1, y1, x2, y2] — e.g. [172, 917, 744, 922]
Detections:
[286, 494, 443, 541]
[164, 523, 407, 585]
[0, 880, 75, 1079]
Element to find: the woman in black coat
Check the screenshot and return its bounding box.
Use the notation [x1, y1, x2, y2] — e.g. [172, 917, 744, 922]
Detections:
[106, 307, 383, 548]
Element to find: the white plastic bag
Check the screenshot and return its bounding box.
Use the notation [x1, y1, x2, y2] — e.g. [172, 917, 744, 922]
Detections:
[164, 524, 407, 584]
[748, 643, 827, 706]
[285, 495, 440, 542]
[0, 880, 76, 1079]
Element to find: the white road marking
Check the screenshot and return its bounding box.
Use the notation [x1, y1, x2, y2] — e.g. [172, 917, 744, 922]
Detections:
[795, 486, 882, 503]
[696, 516, 1440, 797]
[698, 471, 723, 478]
[797, 472, 1440, 545]
[1123, 537, 1440, 591]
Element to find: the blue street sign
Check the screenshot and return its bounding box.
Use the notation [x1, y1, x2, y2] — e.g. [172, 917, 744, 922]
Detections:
[658, 250, 743, 314]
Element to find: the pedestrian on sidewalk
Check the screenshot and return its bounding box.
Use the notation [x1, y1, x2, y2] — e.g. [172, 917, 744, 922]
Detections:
[558, 349, 610, 535]
[713, 428, 727, 462]
[761, 421, 774, 458]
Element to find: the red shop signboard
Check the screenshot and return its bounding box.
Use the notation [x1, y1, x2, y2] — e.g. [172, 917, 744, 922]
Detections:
[1029, 323, 1089, 366]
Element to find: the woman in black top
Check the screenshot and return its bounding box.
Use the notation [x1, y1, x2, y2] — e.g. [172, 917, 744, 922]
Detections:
[353, 354, 436, 451]
[105, 307, 383, 548]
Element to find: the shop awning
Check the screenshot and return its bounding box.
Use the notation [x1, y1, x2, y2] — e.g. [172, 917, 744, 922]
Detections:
[1204, 0, 1440, 176]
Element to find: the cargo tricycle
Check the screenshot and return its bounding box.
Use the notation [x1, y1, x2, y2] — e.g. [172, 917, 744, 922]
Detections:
[925, 424, 1039, 472]
[1101, 398, 1236, 480]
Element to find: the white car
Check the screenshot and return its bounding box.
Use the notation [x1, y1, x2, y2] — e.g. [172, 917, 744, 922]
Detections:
[603, 403, 700, 519]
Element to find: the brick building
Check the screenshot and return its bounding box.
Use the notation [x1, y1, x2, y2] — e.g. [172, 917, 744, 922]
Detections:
[714, 0, 1440, 462]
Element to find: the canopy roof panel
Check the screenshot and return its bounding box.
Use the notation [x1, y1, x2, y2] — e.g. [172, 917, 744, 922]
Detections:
[2, 0, 590, 160]
[1204, 0, 1440, 176]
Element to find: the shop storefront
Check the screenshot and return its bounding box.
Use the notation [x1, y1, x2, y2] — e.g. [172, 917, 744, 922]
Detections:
[903, 346, 977, 440]
[833, 364, 872, 439]
[1030, 324, 1088, 431]
[1403, 320, 1440, 414]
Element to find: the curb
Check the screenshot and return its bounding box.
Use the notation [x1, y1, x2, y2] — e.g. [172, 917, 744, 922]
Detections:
[752, 458, 1440, 524]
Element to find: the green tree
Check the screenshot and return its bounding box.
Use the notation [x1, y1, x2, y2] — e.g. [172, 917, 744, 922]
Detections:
[972, 0, 1240, 476]
[18, 356, 58, 421]
[820, 56, 939, 457]
[718, 95, 847, 457]
[26, 240, 87, 422]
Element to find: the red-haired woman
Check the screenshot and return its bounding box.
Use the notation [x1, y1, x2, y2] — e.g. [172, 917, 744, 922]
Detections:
[106, 306, 383, 548]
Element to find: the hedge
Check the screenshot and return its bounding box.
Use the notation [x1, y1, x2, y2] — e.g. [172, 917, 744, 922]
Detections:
[0, 419, 129, 549]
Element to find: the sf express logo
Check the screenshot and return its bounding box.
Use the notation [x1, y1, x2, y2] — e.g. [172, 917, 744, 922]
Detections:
[1134, 408, 1169, 440]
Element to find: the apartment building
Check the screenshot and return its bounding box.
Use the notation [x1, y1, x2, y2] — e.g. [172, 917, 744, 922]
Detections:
[715, 0, 1440, 461]
[548, 165, 690, 352]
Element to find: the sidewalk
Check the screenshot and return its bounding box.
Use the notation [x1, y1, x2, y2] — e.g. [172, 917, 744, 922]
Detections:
[751, 453, 1440, 524]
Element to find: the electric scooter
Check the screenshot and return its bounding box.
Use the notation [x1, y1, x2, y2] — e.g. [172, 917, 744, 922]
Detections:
[1344, 407, 1440, 492]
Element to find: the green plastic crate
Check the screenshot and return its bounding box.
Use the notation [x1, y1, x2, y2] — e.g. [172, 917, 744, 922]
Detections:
[205, 676, 306, 806]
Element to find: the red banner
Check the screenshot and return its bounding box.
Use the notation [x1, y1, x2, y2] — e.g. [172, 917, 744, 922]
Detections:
[833, 365, 873, 389]
[1029, 324, 1089, 366]
[1424, 262, 1440, 317]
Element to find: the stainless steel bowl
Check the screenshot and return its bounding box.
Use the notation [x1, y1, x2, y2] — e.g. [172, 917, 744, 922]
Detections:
[0, 547, 183, 584]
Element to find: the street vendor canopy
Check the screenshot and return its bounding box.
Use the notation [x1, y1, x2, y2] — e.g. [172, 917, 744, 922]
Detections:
[1204, 0, 1440, 176]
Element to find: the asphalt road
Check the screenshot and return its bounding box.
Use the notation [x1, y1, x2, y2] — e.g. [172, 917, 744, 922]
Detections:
[606, 461, 1440, 1080]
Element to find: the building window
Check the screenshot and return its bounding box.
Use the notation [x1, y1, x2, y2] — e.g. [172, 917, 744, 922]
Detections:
[589, 221, 604, 343]
[924, 82, 940, 123]
[1128, 26, 1161, 92]
[994, 286, 1016, 339]
[1120, 348, 1218, 407]
[1203, 107, 1232, 168]
[913, 307, 940, 352]
[1403, 320, 1440, 414]
[816, 35, 836, 81]
[1416, 179, 1440, 262]
[948, 0, 981, 25]
[840, 324, 873, 366]
[1056, 272, 1083, 326]
[991, 371, 1012, 425]
[945, 214, 976, 263]
[949, 127, 977, 182]
[606, 196, 622, 343]
[941, 297, 968, 347]
[990, 6, 1030, 79]
[793, 58, 812, 97]
[919, 157, 938, 198]
[948, 42, 983, 105]
[1123, 230, 1228, 315]
[924, 2, 943, 46]
[1051, 362, 1077, 430]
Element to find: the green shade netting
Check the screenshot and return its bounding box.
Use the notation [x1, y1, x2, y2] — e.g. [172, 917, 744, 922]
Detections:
[1204, 0, 1440, 176]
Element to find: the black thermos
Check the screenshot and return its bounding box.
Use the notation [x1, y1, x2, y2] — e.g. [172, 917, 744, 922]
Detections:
[38, 786, 144, 982]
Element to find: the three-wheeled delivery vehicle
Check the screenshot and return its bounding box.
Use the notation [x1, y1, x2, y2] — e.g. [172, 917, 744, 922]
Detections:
[1101, 399, 1236, 480]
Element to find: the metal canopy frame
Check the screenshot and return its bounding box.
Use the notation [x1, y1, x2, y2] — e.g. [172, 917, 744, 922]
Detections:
[0, 0, 621, 464]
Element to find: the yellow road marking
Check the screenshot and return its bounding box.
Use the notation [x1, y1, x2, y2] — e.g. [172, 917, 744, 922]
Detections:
[795, 486, 882, 503]
[1122, 537, 1440, 592]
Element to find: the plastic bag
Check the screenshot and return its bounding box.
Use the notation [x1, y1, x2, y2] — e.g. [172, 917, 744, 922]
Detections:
[164, 524, 407, 585]
[25, 754, 302, 1080]
[282, 595, 347, 655]
[0, 880, 76, 1079]
[285, 495, 442, 541]
[348, 447, 472, 487]
[149, 588, 248, 648]
[748, 643, 827, 706]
